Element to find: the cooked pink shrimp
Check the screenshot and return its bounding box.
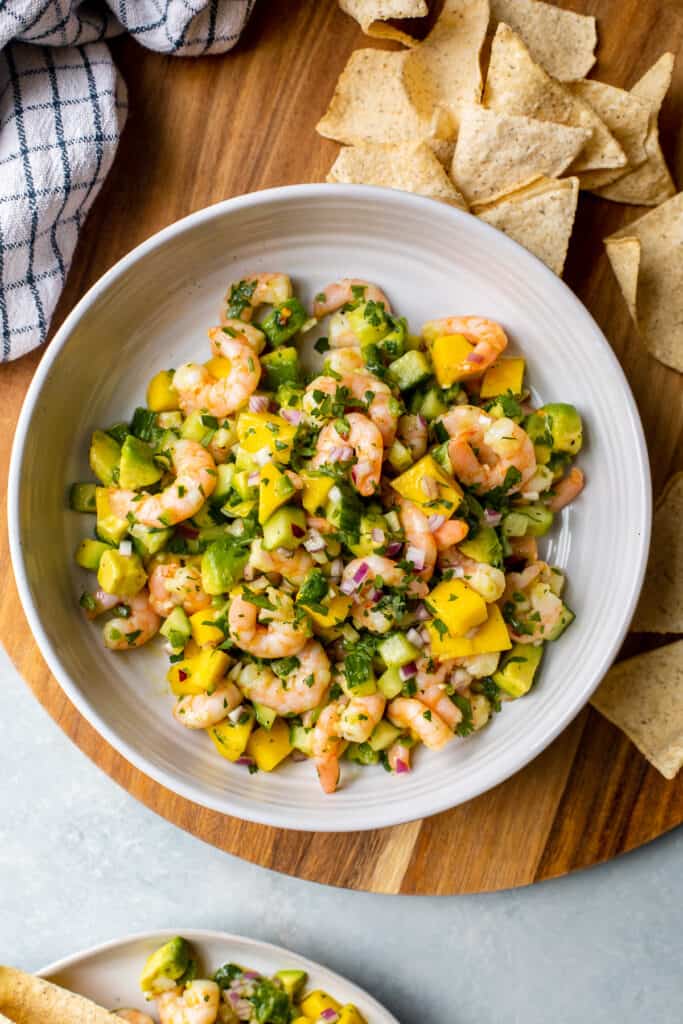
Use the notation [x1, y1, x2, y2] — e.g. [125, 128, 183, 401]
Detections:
[397, 413, 428, 461]
[109, 440, 217, 529]
[304, 372, 397, 446]
[313, 412, 383, 497]
[225, 272, 292, 323]
[148, 561, 211, 618]
[325, 346, 365, 374]
[549, 466, 585, 512]
[115, 1011, 155, 1024]
[312, 700, 347, 794]
[174, 339, 260, 417]
[503, 560, 566, 645]
[103, 590, 161, 650]
[237, 640, 331, 714]
[339, 693, 386, 743]
[439, 548, 506, 602]
[173, 682, 242, 730]
[210, 319, 265, 355]
[312, 279, 391, 319]
[228, 587, 309, 658]
[433, 518, 469, 550]
[399, 498, 436, 581]
[82, 588, 120, 620]
[247, 539, 314, 586]
[415, 655, 463, 729]
[440, 406, 536, 494]
[387, 697, 454, 751]
[157, 980, 220, 1024]
[422, 316, 508, 379]
[387, 739, 412, 773]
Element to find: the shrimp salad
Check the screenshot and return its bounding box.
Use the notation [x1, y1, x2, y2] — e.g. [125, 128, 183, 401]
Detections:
[70, 274, 584, 793]
[116, 934, 366, 1023]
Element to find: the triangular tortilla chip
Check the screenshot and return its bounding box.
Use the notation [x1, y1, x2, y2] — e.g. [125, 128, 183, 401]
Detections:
[489, 0, 597, 81]
[483, 24, 626, 174]
[338, 0, 428, 45]
[631, 473, 683, 634]
[591, 641, 683, 779]
[0, 967, 120, 1024]
[328, 141, 468, 208]
[403, 0, 490, 129]
[594, 54, 676, 206]
[476, 176, 579, 275]
[451, 104, 590, 206]
[605, 236, 641, 321]
[570, 80, 651, 191]
[605, 191, 683, 372]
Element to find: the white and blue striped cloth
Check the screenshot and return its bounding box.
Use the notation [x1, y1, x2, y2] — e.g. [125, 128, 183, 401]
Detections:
[0, 0, 255, 361]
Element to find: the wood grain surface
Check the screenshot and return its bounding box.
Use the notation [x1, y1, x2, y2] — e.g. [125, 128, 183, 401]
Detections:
[1, 0, 682, 895]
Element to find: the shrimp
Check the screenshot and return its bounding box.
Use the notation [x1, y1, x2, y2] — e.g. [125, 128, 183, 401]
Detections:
[173, 682, 242, 729]
[503, 560, 566, 645]
[148, 561, 211, 617]
[225, 273, 292, 323]
[387, 739, 412, 773]
[108, 440, 217, 529]
[304, 372, 397, 446]
[247, 538, 314, 586]
[421, 316, 507, 379]
[228, 587, 309, 658]
[174, 340, 260, 417]
[312, 279, 391, 319]
[439, 549, 506, 602]
[344, 553, 427, 632]
[549, 466, 584, 512]
[440, 406, 536, 494]
[387, 697, 454, 751]
[103, 590, 161, 650]
[414, 655, 463, 729]
[82, 588, 120, 620]
[313, 413, 383, 497]
[237, 640, 331, 714]
[115, 1011, 155, 1024]
[312, 694, 385, 793]
[397, 414, 428, 461]
[339, 692, 386, 743]
[157, 981, 220, 1024]
[210, 320, 265, 355]
[324, 346, 365, 375]
[399, 498, 436, 581]
[433, 518, 469, 550]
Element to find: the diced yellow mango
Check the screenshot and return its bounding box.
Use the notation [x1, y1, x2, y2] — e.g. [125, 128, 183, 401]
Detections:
[146, 370, 179, 412]
[95, 487, 129, 545]
[339, 1006, 368, 1024]
[292, 1018, 310, 1024]
[258, 462, 296, 525]
[167, 647, 229, 696]
[246, 718, 293, 771]
[301, 473, 334, 515]
[236, 411, 297, 463]
[167, 656, 203, 696]
[204, 356, 232, 379]
[222, 499, 257, 519]
[183, 638, 201, 660]
[303, 593, 352, 630]
[391, 454, 462, 519]
[299, 991, 342, 1019]
[207, 709, 254, 761]
[479, 357, 526, 399]
[431, 333, 475, 388]
[428, 603, 512, 659]
[189, 608, 225, 647]
[426, 578, 488, 640]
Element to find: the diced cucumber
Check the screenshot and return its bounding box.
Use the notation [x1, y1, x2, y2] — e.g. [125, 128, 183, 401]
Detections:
[546, 603, 575, 641]
[386, 440, 413, 473]
[260, 297, 307, 346]
[160, 607, 191, 650]
[517, 503, 554, 537]
[502, 512, 530, 538]
[493, 643, 544, 698]
[181, 410, 215, 445]
[386, 350, 432, 392]
[379, 318, 406, 361]
[89, 430, 121, 486]
[261, 347, 301, 391]
[419, 388, 448, 421]
[325, 482, 361, 541]
[289, 723, 315, 756]
[261, 506, 307, 551]
[346, 742, 380, 765]
[130, 523, 173, 557]
[377, 666, 403, 699]
[378, 632, 420, 668]
[211, 464, 236, 505]
[369, 720, 402, 752]
[157, 411, 183, 431]
[253, 702, 278, 730]
[232, 469, 258, 502]
[430, 441, 452, 476]
[74, 538, 112, 571]
[69, 482, 97, 513]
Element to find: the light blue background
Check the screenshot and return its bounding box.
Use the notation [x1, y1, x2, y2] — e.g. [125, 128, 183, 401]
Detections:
[1, 644, 680, 1022]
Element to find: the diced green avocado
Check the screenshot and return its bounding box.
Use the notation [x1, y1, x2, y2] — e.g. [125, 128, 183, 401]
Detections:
[524, 412, 553, 465]
[548, 451, 572, 482]
[350, 512, 390, 557]
[369, 719, 402, 752]
[260, 297, 308, 345]
[325, 482, 362, 541]
[419, 388, 448, 421]
[253, 702, 278, 730]
[276, 383, 304, 411]
[192, 502, 222, 530]
[289, 722, 315, 756]
[377, 666, 403, 699]
[545, 602, 575, 641]
[493, 643, 544, 698]
[386, 350, 432, 392]
[386, 439, 413, 474]
[95, 487, 129, 545]
[69, 482, 97, 513]
[118, 435, 163, 490]
[106, 422, 130, 446]
[232, 469, 258, 502]
[346, 742, 380, 765]
[539, 402, 583, 454]
[201, 536, 250, 595]
[89, 430, 121, 486]
[262, 505, 307, 552]
[160, 606, 191, 651]
[275, 969, 307, 1000]
[378, 632, 420, 669]
[75, 538, 112, 571]
[140, 936, 191, 996]
[210, 463, 236, 505]
[181, 409, 215, 445]
[459, 525, 503, 567]
[345, 301, 391, 346]
[261, 346, 301, 391]
[97, 549, 147, 597]
[502, 511, 529, 538]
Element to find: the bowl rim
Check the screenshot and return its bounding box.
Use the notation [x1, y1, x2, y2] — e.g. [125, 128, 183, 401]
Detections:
[8, 183, 652, 832]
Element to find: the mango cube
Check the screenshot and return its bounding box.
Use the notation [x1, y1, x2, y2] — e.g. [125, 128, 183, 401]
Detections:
[246, 718, 293, 771]
[167, 647, 230, 696]
[146, 370, 179, 412]
[431, 333, 475, 388]
[236, 411, 297, 463]
[428, 603, 512, 659]
[299, 991, 342, 1019]
[258, 462, 296, 524]
[207, 709, 254, 761]
[305, 593, 352, 630]
[339, 1006, 368, 1024]
[204, 356, 232, 379]
[189, 608, 225, 647]
[479, 358, 526, 398]
[391, 454, 462, 519]
[301, 473, 334, 515]
[426, 578, 488, 640]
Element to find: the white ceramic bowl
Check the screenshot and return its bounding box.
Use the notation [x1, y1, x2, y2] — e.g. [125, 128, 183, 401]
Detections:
[39, 928, 398, 1021]
[9, 184, 651, 833]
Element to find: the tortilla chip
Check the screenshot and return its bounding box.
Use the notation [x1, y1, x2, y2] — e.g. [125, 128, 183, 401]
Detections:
[570, 80, 651, 191]
[316, 48, 450, 145]
[403, 0, 489, 129]
[605, 191, 683, 372]
[451, 105, 590, 206]
[594, 53, 676, 206]
[0, 967, 120, 1024]
[591, 641, 683, 779]
[489, 0, 597, 81]
[328, 141, 468, 208]
[476, 176, 579, 275]
[605, 236, 640, 321]
[338, 0, 428, 45]
[631, 474, 683, 634]
[483, 24, 626, 174]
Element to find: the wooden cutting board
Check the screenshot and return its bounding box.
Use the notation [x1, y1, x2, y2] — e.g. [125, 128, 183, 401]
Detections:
[1, 0, 682, 894]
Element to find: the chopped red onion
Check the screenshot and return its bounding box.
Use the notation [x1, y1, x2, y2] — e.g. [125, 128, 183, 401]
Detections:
[178, 523, 199, 539]
[353, 562, 370, 583]
[414, 603, 430, 622]
[178, 670, 187, 682]
[249, 395, 269, 413]
[484, 508, 502, 526]
[369, 588, 383, 603]
[291, 523, 305, 538]
[385, 541, 402, 558]
[420, 627, 431, 646]
[406, 627, 424, 648]
[400, 661, 418, 680]
[247, 470, 260, 486]
[371, 527, 385, 544]
[253, 446, 272, 467]
[320, 1011, 339, 1022]
[303, 529, 326, 552]
[420, 475, 438, 499]
[417, 414, 428, 429]
[405, 545, 425, 571]
[280, 407, 302, 425]
[243, 970, 261, 980]
[427, 513, 445, 531]
[467, 351, 485, 364]
[395, 758, 409, 774]
[236, 756, 255, 767]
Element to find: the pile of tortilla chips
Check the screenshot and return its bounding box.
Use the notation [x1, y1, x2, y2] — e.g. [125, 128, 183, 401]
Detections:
[0, 966, 120, 1024]
[326, 0, 679, 312]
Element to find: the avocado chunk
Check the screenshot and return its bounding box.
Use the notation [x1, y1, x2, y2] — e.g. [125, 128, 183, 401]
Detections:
[260, 297, 308, 345]
[346, 742, 380, 765]
[459, 525, 503, 567]
[345, 301, 391, 346]
[289, 722, 315, 755]
[118, 435, 163, 490]
[493, 643, 544, 698]
[274, 969, 307, 1001]
[159, 606, 192, 651]
[97, 549, 147, 597]
[181, 409, 216, 445]
[89, 429, 121, 485]
[419, 387, 448, 421]
[261, 505, 307, 552]
[539, 402, 583, 454]
[524, 412, 553, 465]
[75, 538, 112, 571]
[210, 463, 236, 505]
[140, 936, 191, 996]
[377, 666, 403, 699]
[130, 523, 173, 557]
[69, 482, 97, 513]
[253, 701, 278, 730]
[386, 350, 432, 392]
[261, 346, 301, 391]
[369, 719, 402, 751]
[95, 487, 129, 545]
[386, 439, 413, 474]
[545, 602, 575, 641]
[201, 536, 250, 595]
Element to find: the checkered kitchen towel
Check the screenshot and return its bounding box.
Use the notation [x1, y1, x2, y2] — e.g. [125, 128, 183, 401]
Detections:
[0, 0, 255, 362]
